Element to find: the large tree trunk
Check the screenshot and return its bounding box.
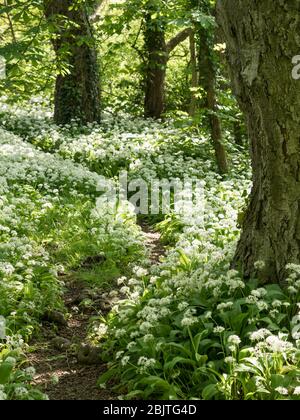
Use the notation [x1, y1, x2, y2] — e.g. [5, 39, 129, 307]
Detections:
[217, 0, 300, 283]
[198, 27, 228, 174]
[44, 0, 101, 125]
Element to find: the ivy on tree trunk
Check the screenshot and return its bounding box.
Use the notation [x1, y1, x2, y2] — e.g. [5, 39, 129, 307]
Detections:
[44, 0, 101, 125]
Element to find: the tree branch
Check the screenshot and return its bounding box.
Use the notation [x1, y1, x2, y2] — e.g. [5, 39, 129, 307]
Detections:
[166, 28, 192, 54]
[4, 0, 17, 43]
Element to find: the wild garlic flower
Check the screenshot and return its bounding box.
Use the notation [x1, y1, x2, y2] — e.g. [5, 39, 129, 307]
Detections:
[178, 302, 189, 311]
[275, 387, 289, 396]
[249, 329, 271, 342]
[217, 302, 233, 311]
[121, 356, 130, 366]
[213, 326, 225, 334]
[137, 357, 156, 368]
[265, 335, 293, 352]
[228, 335, 241, 346]
[0, 391, 7, 400]
[293, 387, 300, 395]
[116, 351, 124, 360]
[14, 387, 29, 397]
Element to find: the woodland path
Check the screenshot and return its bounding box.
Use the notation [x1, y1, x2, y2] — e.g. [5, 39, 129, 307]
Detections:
[28, 222, 165, 400]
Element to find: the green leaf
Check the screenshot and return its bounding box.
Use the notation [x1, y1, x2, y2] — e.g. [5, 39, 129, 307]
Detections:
[202, 383, 219, 400]
[195, 353, 208, 365]
[97, 367, 118, 386]
[164, 356, 196, 371]
[0, 361, 14, 385]
[163, 342, 192, 358]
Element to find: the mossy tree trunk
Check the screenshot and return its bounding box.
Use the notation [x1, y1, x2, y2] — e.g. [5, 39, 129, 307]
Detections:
[217, 0, 300, 283]
[44, 0, 101, 125]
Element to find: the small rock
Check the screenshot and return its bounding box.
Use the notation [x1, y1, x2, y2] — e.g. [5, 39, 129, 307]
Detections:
[99, 300, 112, 312]
[98, 296, 119, 312]
[77, 343, 102, 365]
[52, 337, 72, 351]
[43, 310, 68, 326]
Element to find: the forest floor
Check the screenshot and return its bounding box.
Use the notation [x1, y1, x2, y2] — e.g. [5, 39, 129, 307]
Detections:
[27, 222, 165, 400]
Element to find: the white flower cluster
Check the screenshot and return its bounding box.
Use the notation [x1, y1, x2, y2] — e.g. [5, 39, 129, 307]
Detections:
[0, 125, 149, 400]
[5, 101, 300, 400]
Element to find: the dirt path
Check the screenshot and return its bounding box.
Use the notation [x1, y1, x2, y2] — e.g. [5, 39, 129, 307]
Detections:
[139, 219, 166, 265]
[28, 222, 165, 400]
[28, 281, 114, 400]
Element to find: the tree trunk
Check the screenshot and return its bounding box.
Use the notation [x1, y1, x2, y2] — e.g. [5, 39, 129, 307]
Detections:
[233, 120, 243, 146]
[217, 0, 300, 283]
[44, 0, 101, 125]
[143, 8, 167, 119]
[198, 27, 228, 174]
[143, 0, 191, 119]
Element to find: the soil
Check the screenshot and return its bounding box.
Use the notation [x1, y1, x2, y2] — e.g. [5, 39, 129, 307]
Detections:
[138, 219, 166, 265]
[28, 223, 165, 400]
[28, 282, 114, 400]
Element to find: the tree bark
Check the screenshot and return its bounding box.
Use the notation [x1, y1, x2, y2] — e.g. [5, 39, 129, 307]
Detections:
[143, 1, 191, 119]
[143, 9, 167, 119]
[198, 27, 228, 174]
[166, 28, 192, 55]
[233, 120, 243, 146]
[44, 0, 101, 125]
[217, 0, 300, 283]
